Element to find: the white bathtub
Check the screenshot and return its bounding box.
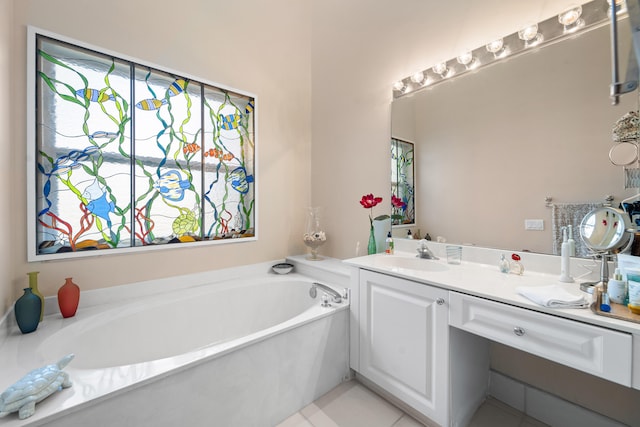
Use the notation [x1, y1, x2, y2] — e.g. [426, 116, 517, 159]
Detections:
[0, 260, 350, 426]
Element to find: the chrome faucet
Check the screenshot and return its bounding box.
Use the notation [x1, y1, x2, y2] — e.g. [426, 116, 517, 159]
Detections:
[416, 240, 439, 260]
[310, 282, 342, 303]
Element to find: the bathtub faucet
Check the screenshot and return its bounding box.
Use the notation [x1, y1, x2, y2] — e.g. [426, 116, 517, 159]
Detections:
[310, 282, 342, 304]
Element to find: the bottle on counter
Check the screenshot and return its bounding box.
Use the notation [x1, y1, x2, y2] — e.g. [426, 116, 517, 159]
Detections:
[385, 232, 394, 255]
[608, 268, 627, 304]
[626, 268, 640, 314]
[499, 254, 510, 273]
[510, 253, 524, 275]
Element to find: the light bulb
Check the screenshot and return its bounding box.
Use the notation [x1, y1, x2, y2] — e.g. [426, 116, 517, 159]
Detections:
[559, 5, 584, 32]
[393, 81, 406, 92]
[432, 62, 448, 76]
[456, 51, 474, 66]
[518, 24, 542, 47]
[485, 38, 505, 57]
[410, 71, 425, 84]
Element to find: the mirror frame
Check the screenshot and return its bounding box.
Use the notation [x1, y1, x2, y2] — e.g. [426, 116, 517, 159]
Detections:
[391, 138, 415, 227]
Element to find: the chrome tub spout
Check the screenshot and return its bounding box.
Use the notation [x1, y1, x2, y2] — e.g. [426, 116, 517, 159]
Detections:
[310, 282, 342, 303]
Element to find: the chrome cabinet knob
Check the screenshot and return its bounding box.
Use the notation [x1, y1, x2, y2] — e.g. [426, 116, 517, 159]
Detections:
[513, 326, 525, 336]
[436, 298, 445, 306]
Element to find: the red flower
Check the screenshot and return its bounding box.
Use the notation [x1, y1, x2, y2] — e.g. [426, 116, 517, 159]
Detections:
[360, 194, 383, 209]
[391, 195, 406, 209]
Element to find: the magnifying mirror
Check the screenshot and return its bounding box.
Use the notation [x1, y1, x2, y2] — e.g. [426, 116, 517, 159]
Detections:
[579, 207, 634, 292]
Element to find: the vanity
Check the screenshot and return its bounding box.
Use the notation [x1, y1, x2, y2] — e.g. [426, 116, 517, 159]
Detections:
[344, 240, 640, 427]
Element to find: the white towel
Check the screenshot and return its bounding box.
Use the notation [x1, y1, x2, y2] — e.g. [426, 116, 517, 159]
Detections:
[516, 285, 589, 308]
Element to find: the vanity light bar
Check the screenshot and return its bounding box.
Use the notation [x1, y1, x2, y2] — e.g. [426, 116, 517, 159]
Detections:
[393, 0, 617, 98]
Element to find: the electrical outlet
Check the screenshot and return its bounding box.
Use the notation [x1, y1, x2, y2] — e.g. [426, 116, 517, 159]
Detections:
[524, 219, 544, 231]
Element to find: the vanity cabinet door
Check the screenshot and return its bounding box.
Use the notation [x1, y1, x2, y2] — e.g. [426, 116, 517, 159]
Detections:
[358, 270, 449, 426]
[449, 292, 632, 387]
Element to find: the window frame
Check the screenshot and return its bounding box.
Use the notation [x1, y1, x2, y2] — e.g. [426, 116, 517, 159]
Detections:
[26, 26, 258, 262]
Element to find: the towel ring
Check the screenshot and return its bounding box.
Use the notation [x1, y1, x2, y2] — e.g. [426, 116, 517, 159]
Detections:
[609, 141, 638, 166]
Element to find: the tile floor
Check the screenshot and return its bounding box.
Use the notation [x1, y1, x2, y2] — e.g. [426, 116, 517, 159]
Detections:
[276, 380, 550, 427]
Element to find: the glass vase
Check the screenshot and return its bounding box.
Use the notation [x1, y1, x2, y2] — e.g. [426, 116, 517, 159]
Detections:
[303, 207, 326, 260]
[27, 271, 44, 321]
[58, 277, 80, 318]
[15, 288, 41, 334]
[367, 225, 377, 255]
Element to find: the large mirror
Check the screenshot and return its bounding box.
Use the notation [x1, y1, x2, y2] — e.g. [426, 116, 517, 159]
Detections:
[391, 15, 639, 256]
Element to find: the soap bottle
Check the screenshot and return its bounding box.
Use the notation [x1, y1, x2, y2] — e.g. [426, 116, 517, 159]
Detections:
[499, 254, 510, 273]
[567, 225, 576, 257]
[385, 232, 394, 255]
[608, 268, 626, 304]
[407, 229, 413, 239]
[559, 227, 574, 283]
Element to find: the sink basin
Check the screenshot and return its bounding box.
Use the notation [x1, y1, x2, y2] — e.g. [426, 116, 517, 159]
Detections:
[374, 256, 449, 272]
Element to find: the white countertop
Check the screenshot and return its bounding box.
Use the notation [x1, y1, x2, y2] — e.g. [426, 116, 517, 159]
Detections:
[344, 247, 640, 336]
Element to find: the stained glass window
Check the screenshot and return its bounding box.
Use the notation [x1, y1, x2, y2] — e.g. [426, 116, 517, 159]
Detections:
[29, 30, 256, 260]
[391, 138, 415, 226]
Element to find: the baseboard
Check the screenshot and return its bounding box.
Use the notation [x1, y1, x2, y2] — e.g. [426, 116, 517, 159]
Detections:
[489, 371, 628, 427]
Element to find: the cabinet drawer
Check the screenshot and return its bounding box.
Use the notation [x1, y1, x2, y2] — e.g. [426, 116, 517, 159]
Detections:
[449, 292, 632, 387]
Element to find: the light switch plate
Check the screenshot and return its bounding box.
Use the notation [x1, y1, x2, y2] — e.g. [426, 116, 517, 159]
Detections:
[525, 219, 544, 231]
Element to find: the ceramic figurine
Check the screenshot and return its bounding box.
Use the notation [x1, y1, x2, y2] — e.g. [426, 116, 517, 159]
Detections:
[0, 354, 74, 420]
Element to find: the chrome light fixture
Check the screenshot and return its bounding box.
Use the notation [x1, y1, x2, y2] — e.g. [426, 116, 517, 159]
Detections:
[607, 0, 627, 15]
[393, 0, 614, 99]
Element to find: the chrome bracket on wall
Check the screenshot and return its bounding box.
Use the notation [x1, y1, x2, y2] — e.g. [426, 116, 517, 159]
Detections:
[611, 0, 640, 104]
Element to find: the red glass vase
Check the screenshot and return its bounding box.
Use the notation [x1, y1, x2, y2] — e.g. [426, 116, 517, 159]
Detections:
[58, 277, 80, 318]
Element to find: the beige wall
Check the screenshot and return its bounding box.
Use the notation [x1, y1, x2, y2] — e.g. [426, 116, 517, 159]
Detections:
[7, 0, 311, 305]
[1, 0, 13, 312]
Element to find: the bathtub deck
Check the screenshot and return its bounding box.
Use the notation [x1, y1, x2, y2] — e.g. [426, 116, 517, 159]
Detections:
[277, 380, 549, 427]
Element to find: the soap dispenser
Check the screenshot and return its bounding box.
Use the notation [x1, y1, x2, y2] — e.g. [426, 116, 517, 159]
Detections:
[559, 227, 574, 283]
